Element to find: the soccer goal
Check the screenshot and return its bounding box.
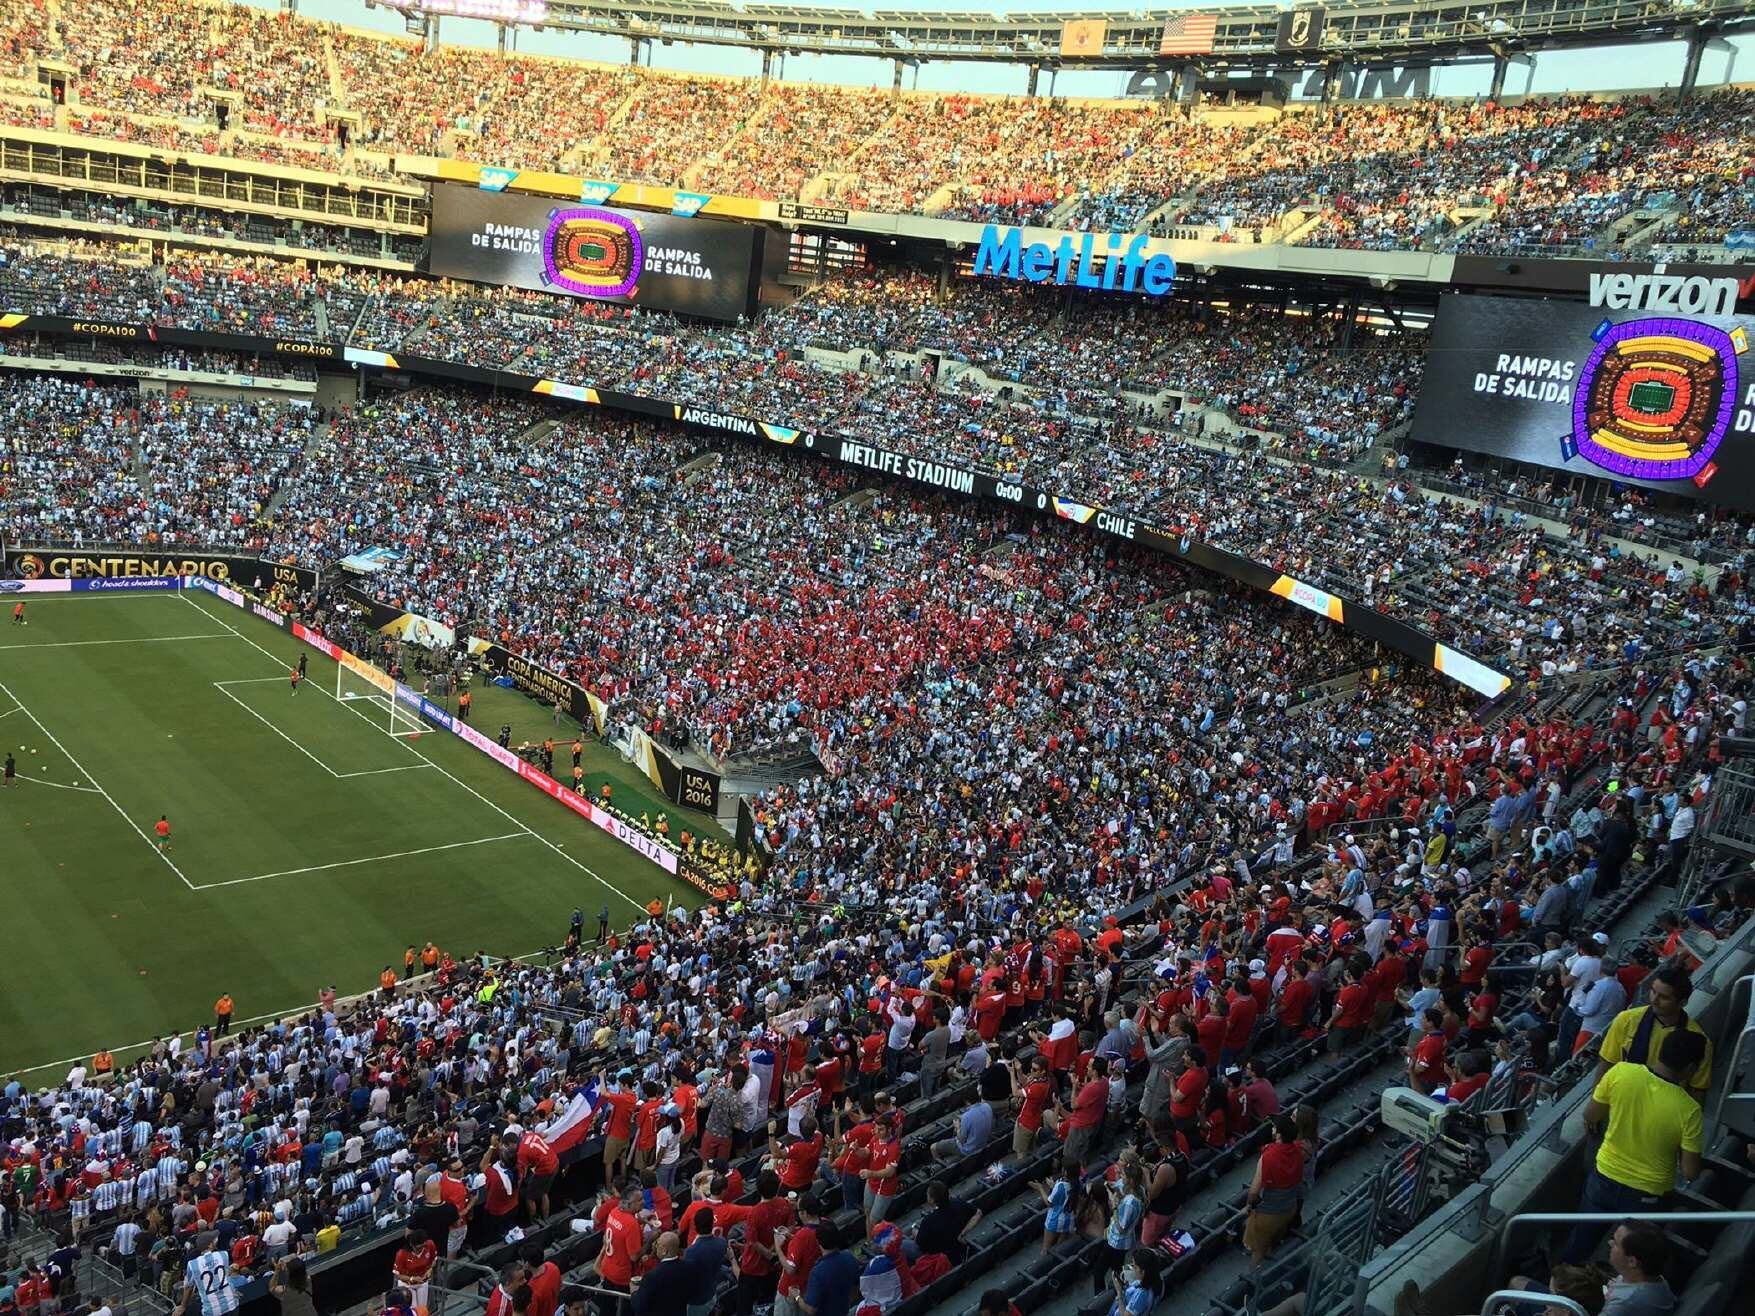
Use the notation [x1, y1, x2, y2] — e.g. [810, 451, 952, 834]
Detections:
[335, 660, 424, 738]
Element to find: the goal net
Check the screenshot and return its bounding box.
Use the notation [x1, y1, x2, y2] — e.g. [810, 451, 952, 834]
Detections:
[335, 658, 424, 738]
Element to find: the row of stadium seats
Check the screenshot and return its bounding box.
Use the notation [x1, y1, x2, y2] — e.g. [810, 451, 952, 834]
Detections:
[0, 0, 1749, 255]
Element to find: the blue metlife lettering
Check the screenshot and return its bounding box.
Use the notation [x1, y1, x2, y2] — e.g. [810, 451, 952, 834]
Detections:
[971, 226, 1175, 296]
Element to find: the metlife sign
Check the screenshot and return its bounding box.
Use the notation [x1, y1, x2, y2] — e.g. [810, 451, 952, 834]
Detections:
[971, 225, 1176, 296]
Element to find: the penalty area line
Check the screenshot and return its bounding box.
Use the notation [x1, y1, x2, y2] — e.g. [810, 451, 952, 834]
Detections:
[0, 674, 196, 890]
[181, 591, 650, 915]
[195, 832, 527, 889]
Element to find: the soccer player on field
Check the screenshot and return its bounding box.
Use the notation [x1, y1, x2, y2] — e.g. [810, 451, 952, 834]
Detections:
[154, 816, 172, 851]
[3, 751, 14, 788]
[11, 601, 23, 625]
[290, 667, 302, 696]
[298, 652, 308, 680]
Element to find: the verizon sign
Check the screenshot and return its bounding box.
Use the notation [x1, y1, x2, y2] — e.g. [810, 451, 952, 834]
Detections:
[1588, 265, 1755, 317]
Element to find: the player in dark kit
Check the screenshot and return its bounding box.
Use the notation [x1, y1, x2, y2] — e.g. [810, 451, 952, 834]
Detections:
[3, 751, 14, 787]
[298, 652, 308, 679]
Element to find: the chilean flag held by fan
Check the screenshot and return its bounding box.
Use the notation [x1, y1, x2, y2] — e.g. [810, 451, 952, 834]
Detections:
[538, 1080, 602, 1155]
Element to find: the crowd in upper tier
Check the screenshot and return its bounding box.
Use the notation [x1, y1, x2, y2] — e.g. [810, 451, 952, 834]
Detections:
[2, 236, 1753, 685]
[0, 0, 1750, 255]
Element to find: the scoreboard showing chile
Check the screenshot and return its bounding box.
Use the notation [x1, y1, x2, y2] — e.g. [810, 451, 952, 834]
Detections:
[427, 183, 756, 322]
[1411, 292, 1755, 510]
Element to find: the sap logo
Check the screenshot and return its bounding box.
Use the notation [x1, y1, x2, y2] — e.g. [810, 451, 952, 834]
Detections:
[671, 192, 711, 218]
[579, 180, 617, 204]
[478, 168, 517, 193]
[994, 481, 1025, 503]
[973, 227, 1174, 296]
[1588, 264, 1755, 317]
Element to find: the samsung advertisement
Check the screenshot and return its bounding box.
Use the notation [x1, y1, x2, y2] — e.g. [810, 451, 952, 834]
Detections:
[427, 184, 757, 322]
[1411, 292, 1755, 510]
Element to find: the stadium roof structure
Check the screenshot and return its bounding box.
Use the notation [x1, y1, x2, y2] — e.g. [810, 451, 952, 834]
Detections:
[390, 0, 1755, 68]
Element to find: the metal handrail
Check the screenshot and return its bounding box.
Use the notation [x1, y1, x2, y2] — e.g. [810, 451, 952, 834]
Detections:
[1481, 1292, 1589, 1316]
[1489, 1211, 1755, 1283]
[1705, 973, 1755, 1146]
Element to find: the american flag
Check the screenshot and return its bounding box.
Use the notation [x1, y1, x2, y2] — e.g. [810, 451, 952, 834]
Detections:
[1159, 12, 1218, 55]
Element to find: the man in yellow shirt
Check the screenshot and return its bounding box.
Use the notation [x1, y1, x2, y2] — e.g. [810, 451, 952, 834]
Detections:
[1592, 965, 1713, 1101]
[1564, 1027, 1705, 1263]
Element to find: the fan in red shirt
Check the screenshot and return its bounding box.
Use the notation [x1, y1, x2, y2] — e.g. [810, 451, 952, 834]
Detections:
[597, 1076, 639, 1186]
[772, 1116, 823, 1193]
[1326, 965, 1373, 1052]
[861, 1116, 903, 1226]
[392, 1230, 439, 1313]
[592, 1186, 645, 1292]
[1408, 1009, 1448, 1094]
[1276, 963, 1315, 1039]
[520, 1244, 561, 1316]
[776, 1197, 826, 1308]
[514, 1129, 558, 1220]
[738, 1170, 797, 1305]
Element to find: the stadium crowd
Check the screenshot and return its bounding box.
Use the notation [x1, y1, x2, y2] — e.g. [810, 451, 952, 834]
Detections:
[0, 0, 1745, 256]
[0, 522, 1747, 1314]
[0, 231, 1751, 681]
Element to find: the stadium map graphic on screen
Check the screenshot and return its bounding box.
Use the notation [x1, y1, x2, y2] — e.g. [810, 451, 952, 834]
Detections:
[427, 184, 755, 321]
[1411, 293, 1755, 510]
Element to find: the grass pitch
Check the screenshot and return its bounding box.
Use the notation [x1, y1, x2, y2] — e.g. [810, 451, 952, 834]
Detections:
[0, 590, 712, 1074]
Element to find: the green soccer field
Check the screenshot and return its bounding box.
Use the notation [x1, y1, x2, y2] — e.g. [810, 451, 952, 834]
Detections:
[0, 588, 709, 1075]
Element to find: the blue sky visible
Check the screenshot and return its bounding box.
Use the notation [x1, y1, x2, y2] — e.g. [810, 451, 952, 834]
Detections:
[265, 0, 1748, 98]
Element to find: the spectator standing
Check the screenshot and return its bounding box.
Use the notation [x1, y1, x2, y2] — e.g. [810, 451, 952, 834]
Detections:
[1243, 1116, 1306, 1266]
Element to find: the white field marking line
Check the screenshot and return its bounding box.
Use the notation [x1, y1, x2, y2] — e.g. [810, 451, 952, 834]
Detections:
[0, 632, 232, 651]
[0, 674, 196, 890]
[193, 831, 527, 889]
[182, 591, 649, 914]
[16, 774, 102, 795]
[212, 682, 432, 778]
[212, 680, 344, 778]
[14, 936, 566, 1078]
[0, 706, 18, 720]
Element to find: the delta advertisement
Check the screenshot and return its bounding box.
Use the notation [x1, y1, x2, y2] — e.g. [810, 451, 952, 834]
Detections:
[1411, 292, 1755, 511]
[427, 184, 756, 322]
[2, 546, 319, 593]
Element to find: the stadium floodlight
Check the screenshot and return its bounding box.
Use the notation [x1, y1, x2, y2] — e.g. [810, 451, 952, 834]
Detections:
[407, 0, 549, 23]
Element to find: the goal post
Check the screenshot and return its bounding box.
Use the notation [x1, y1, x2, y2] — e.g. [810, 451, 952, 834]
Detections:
[334, 654, 423, 738]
